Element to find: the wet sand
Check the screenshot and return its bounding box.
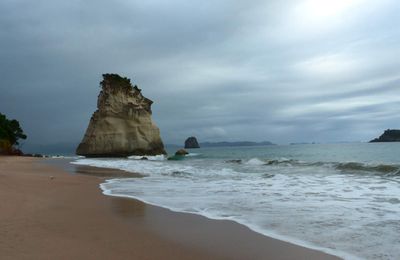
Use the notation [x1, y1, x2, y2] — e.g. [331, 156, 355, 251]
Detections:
[0, 156, 341, 260]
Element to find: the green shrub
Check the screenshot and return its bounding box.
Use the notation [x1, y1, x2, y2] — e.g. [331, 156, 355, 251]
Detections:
[0, 113, 27, 150]
[101, 73, 133, 91]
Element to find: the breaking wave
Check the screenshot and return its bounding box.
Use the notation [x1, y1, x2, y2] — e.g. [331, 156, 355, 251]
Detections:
[226, 157, 400, 175]
[128, 155, 166, 161]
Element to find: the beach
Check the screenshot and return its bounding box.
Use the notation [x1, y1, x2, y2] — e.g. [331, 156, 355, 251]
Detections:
[0, 156, 340, 260]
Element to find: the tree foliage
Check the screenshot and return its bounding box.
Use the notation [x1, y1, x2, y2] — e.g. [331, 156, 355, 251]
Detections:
[0, 113, 27, 151]
[101, 73, 133, 90]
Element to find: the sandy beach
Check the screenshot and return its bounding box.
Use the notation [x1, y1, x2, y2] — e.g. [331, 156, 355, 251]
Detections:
[0, 156, 340, 260]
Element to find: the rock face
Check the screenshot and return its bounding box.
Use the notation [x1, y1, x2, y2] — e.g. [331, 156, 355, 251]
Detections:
[76, 74, 166, 157]
[184, 136, 200, 148]
[370, 129, 400, 142]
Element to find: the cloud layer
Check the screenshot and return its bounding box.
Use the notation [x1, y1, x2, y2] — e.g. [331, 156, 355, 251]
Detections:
[1, 0, 400, 148]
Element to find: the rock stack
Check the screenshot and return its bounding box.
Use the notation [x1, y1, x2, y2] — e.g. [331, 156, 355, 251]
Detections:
[184, 136, 200, 148]
[76, 74, 166, 157]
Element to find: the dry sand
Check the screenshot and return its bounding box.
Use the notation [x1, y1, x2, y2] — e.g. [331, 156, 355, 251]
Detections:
[0, 156, 341, 260]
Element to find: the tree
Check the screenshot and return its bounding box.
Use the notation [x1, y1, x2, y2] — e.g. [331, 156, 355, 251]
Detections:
[101, 73, 133, 91]
[0, 113, 27, 153]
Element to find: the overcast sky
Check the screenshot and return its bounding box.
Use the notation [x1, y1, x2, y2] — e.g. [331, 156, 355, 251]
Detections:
[1, 0, 400, 148]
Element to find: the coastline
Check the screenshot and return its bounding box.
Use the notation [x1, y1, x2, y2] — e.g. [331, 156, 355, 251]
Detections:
[0, 156, 341, 260]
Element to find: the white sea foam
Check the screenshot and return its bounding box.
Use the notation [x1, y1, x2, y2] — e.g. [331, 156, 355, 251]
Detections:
[186, 153, 201, 157]
[99, 178, 359, 260]
[245, 157, 265, 165]
[74, 149, 400, 260]
[128, 154, 166, 161]
[51, 155, 84, 159]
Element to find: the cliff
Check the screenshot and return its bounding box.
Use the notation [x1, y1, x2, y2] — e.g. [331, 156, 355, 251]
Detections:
[370, 129, 400, 142]
[76, 74, 166, 157]
[184, 137, 200, 148]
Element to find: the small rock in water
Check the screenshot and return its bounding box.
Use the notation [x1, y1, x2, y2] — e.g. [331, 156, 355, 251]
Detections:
[167, 149, 189, 160]
[175, 149, 189, 156]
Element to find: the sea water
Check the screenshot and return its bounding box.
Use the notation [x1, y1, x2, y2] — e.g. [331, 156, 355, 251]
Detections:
[72, 143, 400, 260]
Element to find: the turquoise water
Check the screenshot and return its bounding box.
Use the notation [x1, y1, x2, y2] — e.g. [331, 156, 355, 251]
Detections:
[73, 143, 400, 260]
[168, 143, 400, 164]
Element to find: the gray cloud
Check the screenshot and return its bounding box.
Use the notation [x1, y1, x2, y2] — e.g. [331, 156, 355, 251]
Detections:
[1, 0, 400, 152]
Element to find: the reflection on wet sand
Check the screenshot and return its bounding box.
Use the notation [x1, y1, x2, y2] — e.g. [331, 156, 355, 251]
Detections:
[73, 164, 144, 178]
[42, 158, 144, 178]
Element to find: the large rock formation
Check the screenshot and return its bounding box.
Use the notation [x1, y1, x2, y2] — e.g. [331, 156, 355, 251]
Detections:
[370, 129, 400, 142]
[76, 74, 166, 157]
[184, 136, 200, 148]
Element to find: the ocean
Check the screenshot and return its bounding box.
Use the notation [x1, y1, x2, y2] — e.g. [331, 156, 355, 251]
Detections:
[72, 143, 400, 260]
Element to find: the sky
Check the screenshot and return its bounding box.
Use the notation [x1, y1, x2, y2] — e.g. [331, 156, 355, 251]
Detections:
[1, 0, 400, 150]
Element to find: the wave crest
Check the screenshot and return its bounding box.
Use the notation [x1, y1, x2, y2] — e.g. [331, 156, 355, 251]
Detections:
[226, 157, 400, 175]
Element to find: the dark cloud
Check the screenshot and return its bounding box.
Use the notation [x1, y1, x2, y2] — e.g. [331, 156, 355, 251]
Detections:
[1, 0, 400, 152]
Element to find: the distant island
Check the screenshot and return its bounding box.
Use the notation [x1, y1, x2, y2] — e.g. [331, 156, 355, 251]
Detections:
[200, 141, 275, 147]
[290, 142, 316, 145]
[370, 129, 400, 142]
[184, 137, 200, 149]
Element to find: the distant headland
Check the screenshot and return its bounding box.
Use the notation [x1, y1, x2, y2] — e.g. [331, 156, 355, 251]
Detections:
[200, 141, 275, 147]
[370, 129, 400, 142]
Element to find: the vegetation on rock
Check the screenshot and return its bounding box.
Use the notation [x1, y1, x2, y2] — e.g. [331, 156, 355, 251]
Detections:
[101, 73, 133, 91]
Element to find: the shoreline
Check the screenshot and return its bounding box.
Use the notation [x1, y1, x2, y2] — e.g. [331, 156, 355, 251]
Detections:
[99, 180, 352, 260]
[1, 156, 341, 259]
